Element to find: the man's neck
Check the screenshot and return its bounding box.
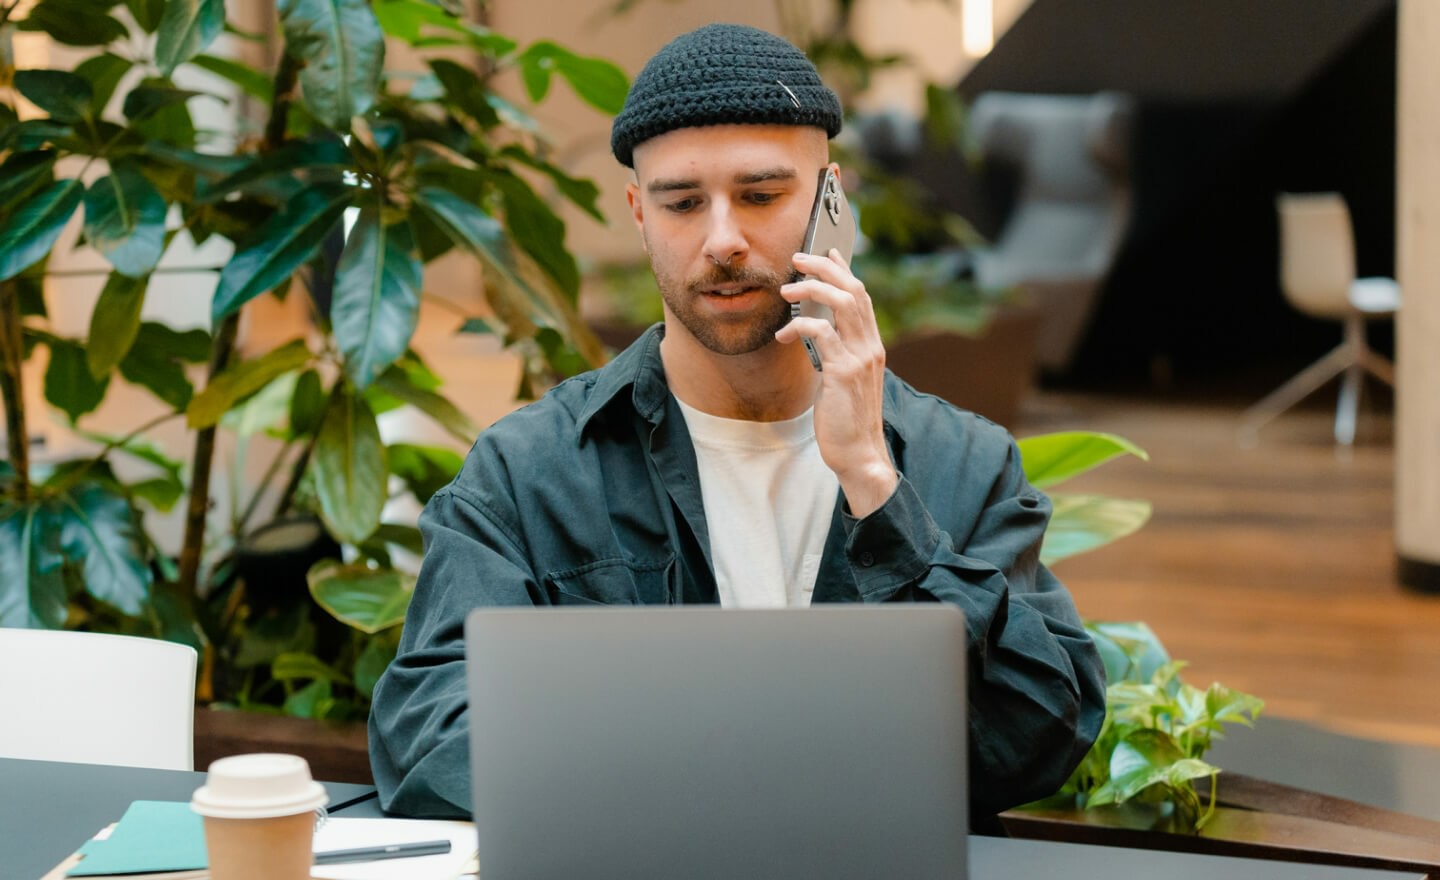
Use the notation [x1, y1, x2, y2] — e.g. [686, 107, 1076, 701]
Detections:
[659, 328, 818, 422]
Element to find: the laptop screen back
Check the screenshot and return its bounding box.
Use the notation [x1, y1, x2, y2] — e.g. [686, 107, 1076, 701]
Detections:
[464, 605, 969, 880]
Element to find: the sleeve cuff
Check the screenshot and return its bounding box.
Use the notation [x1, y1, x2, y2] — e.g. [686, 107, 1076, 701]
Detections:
[842, 474, 943, 597]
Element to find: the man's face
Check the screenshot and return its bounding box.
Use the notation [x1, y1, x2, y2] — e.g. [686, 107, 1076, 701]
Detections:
[626, 124, 831, 358]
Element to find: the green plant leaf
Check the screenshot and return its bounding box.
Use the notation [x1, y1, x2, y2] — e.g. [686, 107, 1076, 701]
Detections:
[279, 0, 386, 130]
[223, 370, 298, 437]
[371, 364, 476, 444]
[1017, 430, 1149, 490]
[199, 137, 351, 204]
[211, 184, 352, 322]
[308, 559, 414, 634]
[44, 339, 110, 421]
[83, 166, 168, 278]
[388, 442, 462, 504]
[0, 503, 68, 628]
[122, 83, 204, 122]
[1041, 494, 1152, 566]
[127, 477, 185, 511]
[371, 522, 423, 556]
[310, 387, 388, 544]
[125, 0, 167, 32]
[272, 651, 350, 684]
[352, 634, 397, 698]
[129, 78, 198, 149]
[1204, 684, 1265, 728]
[86, 272, 150, 378]
[411, 185, 575, 332]
[283, 678, 335, 718]
[1087, 620, 1172, 686]
[0, 178, 82, 281]
[499, 145, 604, 222]
[545, 43, 629, 115]
[118, 322, 211, 410]
[514, 43, 554, 103]
[428, 58, 500, 127]
[290, 368, 326, 436]
[55, 481, 152, 616]
[190, 54, 274, 101]
[16, 0, 127, 47]
[0, 150, 58, 212]
[1093, 729, 1219, 807]
[187, 339, 313, 428]
[155, 0, 226, 77]
[493, 170, 579, 298]
[74, 52, 134, 116]
[332, 208, 422, 390]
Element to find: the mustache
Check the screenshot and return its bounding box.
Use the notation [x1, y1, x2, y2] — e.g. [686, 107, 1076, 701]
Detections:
[687, 263, 799, 293]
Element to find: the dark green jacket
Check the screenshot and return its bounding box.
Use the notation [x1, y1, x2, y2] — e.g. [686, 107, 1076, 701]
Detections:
[369, 325, 1105, 818]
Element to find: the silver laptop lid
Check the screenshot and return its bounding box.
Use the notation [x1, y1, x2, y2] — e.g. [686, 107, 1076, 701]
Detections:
[464, 605, 969, 880]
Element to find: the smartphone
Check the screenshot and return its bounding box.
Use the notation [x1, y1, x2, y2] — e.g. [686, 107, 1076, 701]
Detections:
[793, 167, 857, 371]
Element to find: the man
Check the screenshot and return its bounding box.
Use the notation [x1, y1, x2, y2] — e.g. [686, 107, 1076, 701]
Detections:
[369, 22, 1105, 821]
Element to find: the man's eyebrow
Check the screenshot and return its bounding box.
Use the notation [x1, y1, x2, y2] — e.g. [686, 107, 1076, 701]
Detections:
[645, 167, 801, 193]
[736, 167, 799, 185]
[647, 177, 701, 194]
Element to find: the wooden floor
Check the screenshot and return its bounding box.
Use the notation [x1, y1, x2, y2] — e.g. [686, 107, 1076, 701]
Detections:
[1014, 386, 1440, 749]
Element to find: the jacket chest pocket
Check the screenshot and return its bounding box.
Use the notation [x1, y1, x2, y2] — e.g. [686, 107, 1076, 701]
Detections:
[545, 558, 673, 606]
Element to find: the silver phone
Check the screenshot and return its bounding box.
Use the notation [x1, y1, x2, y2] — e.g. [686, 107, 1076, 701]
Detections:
[794, 167, 857, 371]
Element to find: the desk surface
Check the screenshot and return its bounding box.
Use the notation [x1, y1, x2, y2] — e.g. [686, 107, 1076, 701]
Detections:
[1209, 717, 1440, 822]
[1, 757, 1426, 880]
[0, 758, 376, 880]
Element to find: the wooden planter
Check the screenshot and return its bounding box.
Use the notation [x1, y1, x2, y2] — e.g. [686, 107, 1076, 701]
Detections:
[1001, 773, 1440, 877]
[194, 706, 373, 785]
[883, 307, 1042, 430]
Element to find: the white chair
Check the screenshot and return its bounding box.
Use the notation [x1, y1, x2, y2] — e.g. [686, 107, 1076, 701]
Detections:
[1240, 192, 1398, 445]
[0, 629, 198, 771]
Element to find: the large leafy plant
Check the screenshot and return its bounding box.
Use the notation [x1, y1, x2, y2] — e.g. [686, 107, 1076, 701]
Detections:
[1015, 431, 1265, 833]
[0, 0, 625, 719]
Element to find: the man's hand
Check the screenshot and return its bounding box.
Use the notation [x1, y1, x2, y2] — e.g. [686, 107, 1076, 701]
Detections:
[776, 248, 898, 518]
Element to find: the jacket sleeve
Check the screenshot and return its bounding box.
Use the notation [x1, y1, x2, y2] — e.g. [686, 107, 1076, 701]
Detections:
[368, 485, 536, 818]
[842, 431, 1106, 816]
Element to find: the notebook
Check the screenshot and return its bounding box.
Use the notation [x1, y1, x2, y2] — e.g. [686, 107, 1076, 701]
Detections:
[463, 604, 970, 880]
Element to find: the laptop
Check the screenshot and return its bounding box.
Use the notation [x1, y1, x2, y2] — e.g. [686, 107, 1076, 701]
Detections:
[463, 604, 970, 880]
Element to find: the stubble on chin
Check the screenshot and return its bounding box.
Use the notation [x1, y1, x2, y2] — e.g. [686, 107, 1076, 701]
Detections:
[653, 261, 798, 356]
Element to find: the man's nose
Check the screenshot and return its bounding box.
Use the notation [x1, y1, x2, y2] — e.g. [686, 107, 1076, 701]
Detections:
[701, 204, 747, 267]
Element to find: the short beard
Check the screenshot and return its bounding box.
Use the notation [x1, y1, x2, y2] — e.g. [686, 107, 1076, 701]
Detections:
[653, 261, 801, 356]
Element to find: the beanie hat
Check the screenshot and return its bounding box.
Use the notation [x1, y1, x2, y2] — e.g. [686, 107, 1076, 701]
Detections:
[611, 23, 843, 168]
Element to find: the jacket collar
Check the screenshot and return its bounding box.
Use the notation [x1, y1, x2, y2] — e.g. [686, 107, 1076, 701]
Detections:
[575, 321, 911, 456]
[576, 323, 671, 438]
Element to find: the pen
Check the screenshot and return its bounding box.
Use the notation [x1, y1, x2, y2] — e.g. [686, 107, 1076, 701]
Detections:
[313, 838, 454, 865]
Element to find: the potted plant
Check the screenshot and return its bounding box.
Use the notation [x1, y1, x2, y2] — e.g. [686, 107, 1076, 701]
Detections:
[0, 0, 626, 774]
[1009, 430, 1265, 835]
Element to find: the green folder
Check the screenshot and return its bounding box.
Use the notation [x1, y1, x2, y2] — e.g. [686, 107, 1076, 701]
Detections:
[66, 800, 207, 877]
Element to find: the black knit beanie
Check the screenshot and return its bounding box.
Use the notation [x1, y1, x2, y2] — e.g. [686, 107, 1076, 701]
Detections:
[611, 23, 843, 168]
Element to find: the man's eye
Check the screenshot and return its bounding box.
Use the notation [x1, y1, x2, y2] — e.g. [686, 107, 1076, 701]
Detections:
[666, 198, 699, 213]
[747, 192, 779, 205]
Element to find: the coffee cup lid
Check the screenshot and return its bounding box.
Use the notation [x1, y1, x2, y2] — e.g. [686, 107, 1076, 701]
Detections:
[191, 753, 328, 819]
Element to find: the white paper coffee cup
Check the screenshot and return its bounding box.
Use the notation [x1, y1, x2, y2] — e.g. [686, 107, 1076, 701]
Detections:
[192, 753, 328, 819]
[192, 753, 329, 880]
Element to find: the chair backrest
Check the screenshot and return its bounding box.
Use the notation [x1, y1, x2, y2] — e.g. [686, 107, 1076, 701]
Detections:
[1276, 192, 1357, 319]
[0, 628, 198, 771]
[967, 90, 1135, 286]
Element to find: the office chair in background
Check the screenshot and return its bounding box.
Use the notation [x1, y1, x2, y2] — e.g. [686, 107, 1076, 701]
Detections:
[0, 628, 198, 770]
[1240, 192, 1398, 446]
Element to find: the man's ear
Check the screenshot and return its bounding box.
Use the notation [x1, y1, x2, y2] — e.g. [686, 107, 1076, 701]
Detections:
[626, 181, 644, 233]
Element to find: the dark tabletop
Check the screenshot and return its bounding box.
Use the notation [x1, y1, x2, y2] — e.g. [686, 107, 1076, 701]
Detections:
[0, 758, 376, 880]
[1207, 717, 1440, 821]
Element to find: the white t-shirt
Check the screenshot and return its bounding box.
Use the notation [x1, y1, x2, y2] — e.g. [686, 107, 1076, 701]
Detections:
[675, 398, 840, 608]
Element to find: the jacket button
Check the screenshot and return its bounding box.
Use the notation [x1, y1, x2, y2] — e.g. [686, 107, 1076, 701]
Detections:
[859, 551, 874, 567]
